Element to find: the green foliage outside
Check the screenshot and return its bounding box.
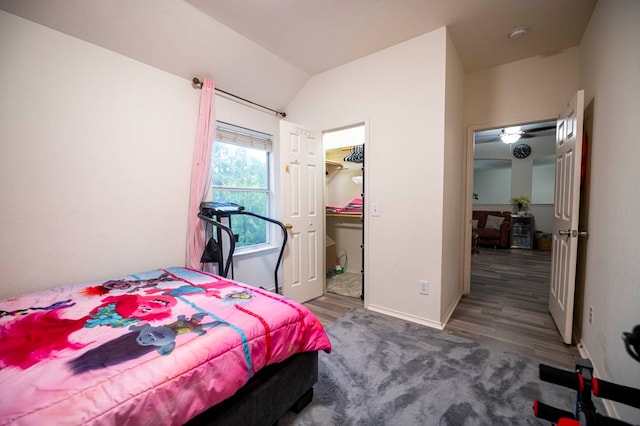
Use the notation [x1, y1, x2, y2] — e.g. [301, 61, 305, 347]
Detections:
[212, 142, 270, 248]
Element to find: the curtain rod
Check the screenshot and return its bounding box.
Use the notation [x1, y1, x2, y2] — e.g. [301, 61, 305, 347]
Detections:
[192, 78, 286, 118]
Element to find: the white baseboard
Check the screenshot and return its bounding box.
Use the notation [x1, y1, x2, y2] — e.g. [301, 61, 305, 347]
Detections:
[440, 294, 462, 328]
[366, 304, 445, 330]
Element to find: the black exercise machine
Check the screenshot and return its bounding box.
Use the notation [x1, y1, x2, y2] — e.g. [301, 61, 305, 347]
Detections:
[198, 201, 288, 294]
[533, 325, 640, 425]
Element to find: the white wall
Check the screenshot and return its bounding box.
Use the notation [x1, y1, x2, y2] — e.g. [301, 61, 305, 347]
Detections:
[326, 217, 363, 274]
[0, 11, 198, 297]
[473, 164, 512, 204]
[0, 11, 283, 297]
[287, 28, 452, 327]
[531, 160, 555, 204]
[579, 1, 640, 422]
[465, 47, 580, 127]
[473, 157, 554, 209]
[473, 138, 556, 233]
[325, 148, 362, 208]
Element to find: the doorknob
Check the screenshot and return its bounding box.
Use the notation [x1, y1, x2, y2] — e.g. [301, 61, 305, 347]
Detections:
[284, 223, 293, 229]
[558, 229, 589, 238]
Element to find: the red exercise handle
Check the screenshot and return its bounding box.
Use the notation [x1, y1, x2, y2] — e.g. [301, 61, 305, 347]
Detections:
[558, 418, 580, 426]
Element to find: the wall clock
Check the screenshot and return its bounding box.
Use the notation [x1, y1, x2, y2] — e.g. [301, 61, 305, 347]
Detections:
[513, 143, 532, 159]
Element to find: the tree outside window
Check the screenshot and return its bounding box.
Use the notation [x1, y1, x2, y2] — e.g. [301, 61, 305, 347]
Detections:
[211, 140, 270, 249]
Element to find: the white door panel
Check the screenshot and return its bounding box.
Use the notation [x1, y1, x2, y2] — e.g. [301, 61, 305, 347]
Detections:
[280, 121, 324, 302]
[549, 90, 584, 344]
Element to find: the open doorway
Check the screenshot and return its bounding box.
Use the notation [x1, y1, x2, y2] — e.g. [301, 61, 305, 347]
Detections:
[446, 119, 577, 360]
[323, 124, 365, 300]
[472, 120, 557, 254]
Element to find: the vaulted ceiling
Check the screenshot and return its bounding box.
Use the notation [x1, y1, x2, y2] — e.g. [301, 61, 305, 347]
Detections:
[186, 0, 597, 75]
[1, 0, 598, 110]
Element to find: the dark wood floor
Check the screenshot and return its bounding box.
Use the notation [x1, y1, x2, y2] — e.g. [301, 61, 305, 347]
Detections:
[447, 248, 579, 368]
[303, 291, 363, 326]
[304, 248, 579, 369]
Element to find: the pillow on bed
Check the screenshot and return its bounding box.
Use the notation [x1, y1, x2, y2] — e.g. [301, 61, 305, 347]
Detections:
[471, 219, 479, 229]
[485, 215, 505, 230]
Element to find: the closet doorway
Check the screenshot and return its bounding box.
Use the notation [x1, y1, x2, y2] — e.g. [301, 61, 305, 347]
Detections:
[323, 124, 365, 300]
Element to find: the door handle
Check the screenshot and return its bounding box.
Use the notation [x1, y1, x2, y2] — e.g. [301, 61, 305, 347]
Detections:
[284, 223, 293, 230]
[558, 230, 589, 238]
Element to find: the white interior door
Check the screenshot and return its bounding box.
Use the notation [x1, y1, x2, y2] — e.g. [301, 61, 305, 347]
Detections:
[549, 90, 585, 344]
[279, 120, 324, 303]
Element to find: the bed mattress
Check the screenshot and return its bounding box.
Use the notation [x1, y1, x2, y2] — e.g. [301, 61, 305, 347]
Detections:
[0, 267, 331, 425]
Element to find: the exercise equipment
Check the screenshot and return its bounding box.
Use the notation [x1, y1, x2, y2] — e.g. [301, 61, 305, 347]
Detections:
[533, 325, 640, 425]
[198, 201, 288, 294]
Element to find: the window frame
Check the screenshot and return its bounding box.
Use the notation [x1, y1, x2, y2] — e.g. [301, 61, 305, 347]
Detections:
[211, 122, 275, 254]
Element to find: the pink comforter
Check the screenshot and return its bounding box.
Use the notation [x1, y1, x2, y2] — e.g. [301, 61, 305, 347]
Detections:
[0, 267, 331, 425]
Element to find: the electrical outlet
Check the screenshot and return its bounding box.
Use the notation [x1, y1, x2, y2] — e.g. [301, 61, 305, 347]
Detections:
[589, 306, 593, 324]
[418, 280, 429, 295]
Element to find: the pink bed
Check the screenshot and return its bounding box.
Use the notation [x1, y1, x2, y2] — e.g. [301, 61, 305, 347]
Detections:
[0, 267, 331, 425]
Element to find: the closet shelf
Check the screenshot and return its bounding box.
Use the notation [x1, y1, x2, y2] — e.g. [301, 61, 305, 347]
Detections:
[325, 160, 344, 170]
[326, 213, 362, 218]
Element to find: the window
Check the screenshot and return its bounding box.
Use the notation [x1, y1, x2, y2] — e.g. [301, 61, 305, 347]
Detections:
[211, 123, 272, 250]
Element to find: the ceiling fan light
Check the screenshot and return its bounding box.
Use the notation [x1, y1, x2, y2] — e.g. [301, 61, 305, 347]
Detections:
[500, 134, 521, 144]
[500, 127, 522, 144]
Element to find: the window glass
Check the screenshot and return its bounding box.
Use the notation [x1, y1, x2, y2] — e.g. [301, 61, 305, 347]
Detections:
[211, 138, 271, 249]
[212, 143, 268, 189]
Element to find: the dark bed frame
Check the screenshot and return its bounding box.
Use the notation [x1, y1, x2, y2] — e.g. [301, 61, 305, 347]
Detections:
[185, 350, 318, 425]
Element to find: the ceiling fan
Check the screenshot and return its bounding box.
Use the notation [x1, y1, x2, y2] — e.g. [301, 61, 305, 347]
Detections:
[497, 124, 556, 144]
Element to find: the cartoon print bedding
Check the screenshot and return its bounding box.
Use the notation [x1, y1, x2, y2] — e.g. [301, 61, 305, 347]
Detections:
[0, 267, 331, 425]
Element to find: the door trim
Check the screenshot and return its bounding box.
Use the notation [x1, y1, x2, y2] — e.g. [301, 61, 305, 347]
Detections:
[321, 118, 369, 306]
[462, 115, 558, 295]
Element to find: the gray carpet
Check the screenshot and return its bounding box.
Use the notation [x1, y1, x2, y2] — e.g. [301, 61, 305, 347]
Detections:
[279, 308, 583, 425]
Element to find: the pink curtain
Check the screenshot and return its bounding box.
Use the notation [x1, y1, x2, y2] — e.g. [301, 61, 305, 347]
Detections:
[186, 78, 215, 270]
